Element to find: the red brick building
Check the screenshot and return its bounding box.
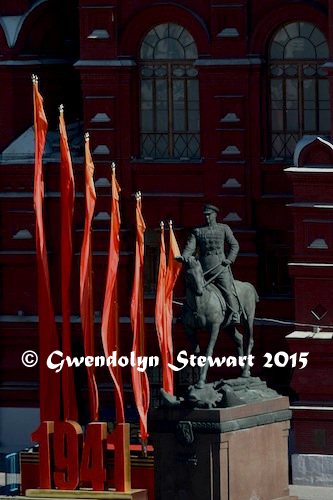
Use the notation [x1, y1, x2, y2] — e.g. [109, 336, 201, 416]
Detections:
[0, 0, 332, 458]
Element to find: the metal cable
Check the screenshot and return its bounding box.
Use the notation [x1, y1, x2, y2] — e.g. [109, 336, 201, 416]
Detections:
[172, 301, 332, 330]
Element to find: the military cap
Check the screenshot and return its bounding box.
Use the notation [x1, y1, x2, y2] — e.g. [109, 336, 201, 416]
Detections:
[203, 204, 220, 214]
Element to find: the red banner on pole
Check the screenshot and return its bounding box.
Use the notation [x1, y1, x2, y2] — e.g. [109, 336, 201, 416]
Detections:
[80, 132, 99, 422]
[156, 221, 182, 395]
[101, 164, 125, 423]
[155, 222, 172, 393]
[32, 75, 60, 422]
[166, 221, 182, 299]
[59, 105, 78, 422]
[165, 222, 182, 394]
[130, 192, 150, 442]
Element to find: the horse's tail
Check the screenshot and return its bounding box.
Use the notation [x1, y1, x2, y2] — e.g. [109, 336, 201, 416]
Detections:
[244, 281, 260, 302]
[253, 286, 259, 303]
[245, 283, 259, 304]
[240, 283, 259, 324]
[235, 280, 259, 304]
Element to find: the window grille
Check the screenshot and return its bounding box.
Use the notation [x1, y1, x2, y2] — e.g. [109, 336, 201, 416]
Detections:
[269, 22, 330, 159]
[140, 23, 200, 160]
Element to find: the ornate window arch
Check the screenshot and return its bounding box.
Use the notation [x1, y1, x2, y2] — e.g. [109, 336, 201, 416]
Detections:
[139, 23, 200, 160]
[269, 21, 330, 159]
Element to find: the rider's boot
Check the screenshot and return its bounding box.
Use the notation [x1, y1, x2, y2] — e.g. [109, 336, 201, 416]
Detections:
[230, 312, 240, 324]
[223, 291, 240, 324]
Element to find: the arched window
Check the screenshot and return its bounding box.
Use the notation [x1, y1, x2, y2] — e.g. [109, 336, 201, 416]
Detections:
[269, 22, 330, 159]
[140, 23, 200, 160]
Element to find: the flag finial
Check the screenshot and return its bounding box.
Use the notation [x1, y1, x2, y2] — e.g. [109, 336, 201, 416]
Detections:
[135, 191, 141, 201]
[31, 74, 38, 84]
[84, 132, 90, 142]
[169, 220, 173, 228]
[59, 104, 64, 113]
[160, 221, 164, 229]
[111, 162, 116, 174]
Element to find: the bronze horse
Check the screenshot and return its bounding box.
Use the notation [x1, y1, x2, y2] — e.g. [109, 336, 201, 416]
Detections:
[180, 256, 259, 387]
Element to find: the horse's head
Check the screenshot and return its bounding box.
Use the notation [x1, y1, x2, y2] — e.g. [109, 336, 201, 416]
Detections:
[184, 256, 205, 296]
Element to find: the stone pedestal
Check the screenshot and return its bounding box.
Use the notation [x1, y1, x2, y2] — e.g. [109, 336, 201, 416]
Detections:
[151, 397, 297, 500]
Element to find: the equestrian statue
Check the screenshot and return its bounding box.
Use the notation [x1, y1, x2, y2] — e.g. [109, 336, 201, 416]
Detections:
[175, 204, 259, 389]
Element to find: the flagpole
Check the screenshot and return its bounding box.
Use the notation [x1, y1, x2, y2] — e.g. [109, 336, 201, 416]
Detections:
[131, 191, 150, 454]
[164, 220, 182, 395]
[111, 163, 125, 423]
[155, 220, 170, 393]
[80, 132, 99, 422]
[59, 103, 78, 422]
[101, 162, 130, 492]
[32, 74, 61, 423]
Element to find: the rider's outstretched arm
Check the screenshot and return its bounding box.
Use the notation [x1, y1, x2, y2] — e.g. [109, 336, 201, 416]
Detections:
[181, 230, 197, 261]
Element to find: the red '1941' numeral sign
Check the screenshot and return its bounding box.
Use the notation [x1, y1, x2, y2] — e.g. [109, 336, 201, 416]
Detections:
[32, 421, 108, 491]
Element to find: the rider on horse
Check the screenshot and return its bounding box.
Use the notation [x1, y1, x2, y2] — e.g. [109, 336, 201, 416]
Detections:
[176, 204, 240, 325]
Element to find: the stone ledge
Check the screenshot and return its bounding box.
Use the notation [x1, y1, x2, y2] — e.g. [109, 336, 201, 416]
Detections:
[151, 408, 292, 434]
[25, 489, 147, 500]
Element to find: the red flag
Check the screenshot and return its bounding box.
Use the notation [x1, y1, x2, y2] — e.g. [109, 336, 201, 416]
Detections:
[59, 105, 78, 422]
[80, 132, 99, 422]
[155, 222, 172, 393]
[101, 164, 125, 423]
[130, 192, 150, 442]
[164, 222, 182, 394]
[32, 75, 60, 422]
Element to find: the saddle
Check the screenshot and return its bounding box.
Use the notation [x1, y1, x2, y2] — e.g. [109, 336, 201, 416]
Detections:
[206, 282, 227, 314]
[206, 281, 246, 322]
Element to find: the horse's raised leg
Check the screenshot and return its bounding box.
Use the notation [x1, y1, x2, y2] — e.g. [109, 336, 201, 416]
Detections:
[242, 313, 255, 378]
[184, 324, 200, 356]
[197, 322, 220, 388]
[183, 322, 201, 384]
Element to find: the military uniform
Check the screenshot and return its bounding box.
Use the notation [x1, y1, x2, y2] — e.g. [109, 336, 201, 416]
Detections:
[182, 223, 240, 317]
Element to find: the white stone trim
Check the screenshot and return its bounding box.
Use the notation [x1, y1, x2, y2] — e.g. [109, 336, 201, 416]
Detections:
[292, 454, 333, 487]
[194, 57, 262, 66]
[223, 212, 242, 222]
[217, 28, 239, 37]
[222, 178, 241, 188]
[94, 211, 111, 221]
[95, 177, 111, 187]
[93, 145, 110, 154]
[91, 113, 111, 123]
[222, 145, 240, 155]
[286, 331, 333, 339]
[293, 135, 333, 167]
[87, 29, 110, 39]
[287, 202, 333, 208]
[74, 59, 136, 67]
[13, 229, 33, 240]
[308, 238, 328, 249]
[289, 262, 333, 267]
[285, 167, 333, 173]
[221, 112, 240, 122]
